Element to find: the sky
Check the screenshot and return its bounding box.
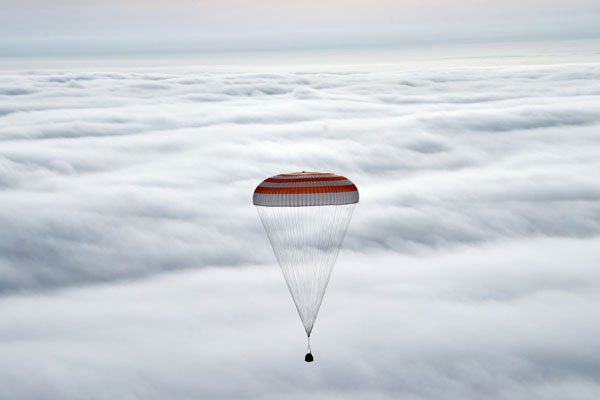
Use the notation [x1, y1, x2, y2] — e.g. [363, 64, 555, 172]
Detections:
[1, 1, 600, 399]
[1, 0, 600, 55]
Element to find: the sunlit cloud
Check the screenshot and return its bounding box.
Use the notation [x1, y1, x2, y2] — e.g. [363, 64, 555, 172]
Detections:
[1, 63, 599, 292]
[1, 57, 600, 399]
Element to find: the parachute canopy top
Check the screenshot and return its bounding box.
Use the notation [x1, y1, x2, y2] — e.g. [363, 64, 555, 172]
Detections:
[253, 172, 359, 207]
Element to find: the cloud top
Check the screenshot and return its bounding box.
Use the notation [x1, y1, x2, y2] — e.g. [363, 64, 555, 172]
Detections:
[1, 62, 600, 293]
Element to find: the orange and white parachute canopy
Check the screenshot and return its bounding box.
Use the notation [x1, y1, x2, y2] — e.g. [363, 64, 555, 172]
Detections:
[253, 172, 359, 207]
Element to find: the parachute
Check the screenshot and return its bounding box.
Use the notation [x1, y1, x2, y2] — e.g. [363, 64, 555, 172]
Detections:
[253, 171, 359, 362]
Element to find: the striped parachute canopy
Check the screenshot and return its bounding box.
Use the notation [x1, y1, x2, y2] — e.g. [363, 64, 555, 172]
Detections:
[254, 172, 358, 361]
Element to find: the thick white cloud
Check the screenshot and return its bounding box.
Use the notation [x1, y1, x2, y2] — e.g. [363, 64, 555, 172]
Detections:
[0, 237, 599, 399]
[1, 62, 599, 291]
[1, 58, 600, 398]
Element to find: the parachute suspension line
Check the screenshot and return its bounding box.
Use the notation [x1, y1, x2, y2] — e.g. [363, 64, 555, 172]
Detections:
[257, 204, 355, 337]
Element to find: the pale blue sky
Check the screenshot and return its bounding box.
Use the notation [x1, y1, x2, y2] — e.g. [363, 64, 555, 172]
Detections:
[1, 0, 600, 55]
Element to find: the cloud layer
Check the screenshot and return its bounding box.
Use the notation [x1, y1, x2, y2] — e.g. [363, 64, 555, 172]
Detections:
[1, 237, 599, 399]
[1, 58, 600, 399]
[1, 62, 599, 292]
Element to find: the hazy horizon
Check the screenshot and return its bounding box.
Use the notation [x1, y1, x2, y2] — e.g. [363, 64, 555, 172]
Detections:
[2, 0, 600, 57]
